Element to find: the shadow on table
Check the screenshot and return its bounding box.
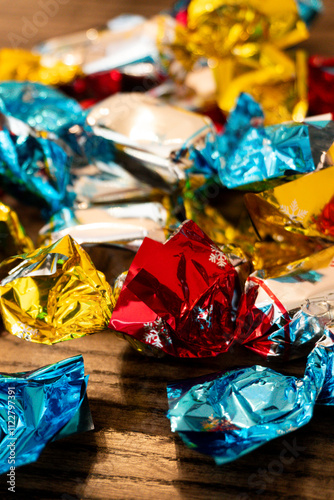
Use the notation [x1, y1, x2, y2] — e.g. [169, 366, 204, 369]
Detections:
[0, 430, 99, 500]
[111, 342, 334, 499]
[171, 404, 334, 500]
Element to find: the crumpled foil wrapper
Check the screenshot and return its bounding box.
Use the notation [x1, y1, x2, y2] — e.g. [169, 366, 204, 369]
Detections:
[0, 355, 93, 474]
[0, 81, 83, 144]
[158, 0, 309, 123]
[0, 111, 74, 216]
[110, 220, 237, 357]
[216, 93, 334, 190]
[234, 245, 334, 360]
[0, 48, 81, 85]
[167, 333, 334, 464]
[245, 166, 334, 245]
[0, 235, 115, 344]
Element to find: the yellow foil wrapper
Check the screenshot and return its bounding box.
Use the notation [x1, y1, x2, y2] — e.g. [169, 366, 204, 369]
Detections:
[0, 235, 115, 344]
[213, 48, 308, 124]
[158, 1, 308, 123]
[245, 166, 334, 245]
[0, 48, 81, 85]
[256, 243, 334, 281]
[0, 202, 34, 260]
[252, 238, 328, 278]
[187, 0, 308, 53]
[183, 185, 257, 251]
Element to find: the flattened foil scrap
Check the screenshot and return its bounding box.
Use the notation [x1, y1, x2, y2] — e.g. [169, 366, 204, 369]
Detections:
[0, 355, 92, 474]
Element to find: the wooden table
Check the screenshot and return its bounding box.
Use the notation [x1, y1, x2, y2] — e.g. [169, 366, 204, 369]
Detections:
[0, 1, 334, 499]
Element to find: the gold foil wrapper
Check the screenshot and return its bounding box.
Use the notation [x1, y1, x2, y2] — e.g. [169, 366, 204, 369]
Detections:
[252, 238, 327, 278]
[245, 167, 334, 240]
[213, 48, 308, 124]
[183, 186, 257, 253]
[256, 243, 334, 281]
[0, 235, 115, 344]
[245, 167, 334, 275]
[158, 1, 308, 123]
[186, 0, 308, 50]
[0, 202, 34, 260]
[0, 48, 81, 85]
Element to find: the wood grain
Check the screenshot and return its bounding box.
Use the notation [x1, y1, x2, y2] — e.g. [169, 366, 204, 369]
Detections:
[0, 1, 333, 499]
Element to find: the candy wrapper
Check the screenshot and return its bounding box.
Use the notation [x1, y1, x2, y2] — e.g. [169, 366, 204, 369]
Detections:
[213, 48, 308, 125]
[0, 112, 74, 215]
[86, 92, 215, 192]
[167, 334, 334, 465]
[234, 245, 334, 360]
[0, 202, 34, 260]
[245, 166, 334, 245]
[309, 55, 334, 116]
[110, 220, 237, 357]
[72, 166, 157, 204]
[38, 202, 167, 250]
[59, 66, 163, 107]
[159, 0, 309, 123]
[0, 48, 80, 86]
[0, 235, 115, 344]
[217, 93, 334, 190]
[35, 15, 160, 77]
[34, 14, 165, 104]
[0, 81, 83, 144]
[0, 355, 93, 474]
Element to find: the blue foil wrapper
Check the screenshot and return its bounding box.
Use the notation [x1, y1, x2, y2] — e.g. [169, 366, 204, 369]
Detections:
[0, 81, 82, 141]
[0, 355, 92, 474]
[182, 93, 263, 182]
[297, 0, 323, 26]
[218, 93, 264, 159]
[218, 121, 315, 190]
[0, 113, 74, 215]
[167, 335, 334, 465]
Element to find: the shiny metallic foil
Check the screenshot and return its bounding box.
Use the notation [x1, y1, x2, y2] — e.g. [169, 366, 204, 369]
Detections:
[234, 245, 334, 360]
[159, 0, 309, 123]
[0, 112, 74, 215]
[86, 92, 214, 192]
[0, 81, 83, 139]
[0, 48, 81, 85]
[167, 335, 334, 464]
[34, 15, 160, 77]
[110, 220, 237, 357]
[0, 202, 34, 260]
[0, 355, 92, 473]
[309, 55, 334, 115]
[0, 236, 115, 344]
[245, 166, 334, 246]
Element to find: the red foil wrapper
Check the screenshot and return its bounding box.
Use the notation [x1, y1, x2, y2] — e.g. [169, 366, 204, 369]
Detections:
[109, 220, 237, 357]
[59, 67, 164, 106]
[315, 195, 334, 238]
[308, 55, 334, 115]
[233, 246, 334, 360]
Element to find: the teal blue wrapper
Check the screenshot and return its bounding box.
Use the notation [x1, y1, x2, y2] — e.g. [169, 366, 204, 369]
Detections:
[167, 334, 334, 464]
[297, 0, 323, 26]
[0, 112, 74, 215]
[216, 93, 318, 189]
[0, 81, 82, 141]
[0, 355, 93, 474]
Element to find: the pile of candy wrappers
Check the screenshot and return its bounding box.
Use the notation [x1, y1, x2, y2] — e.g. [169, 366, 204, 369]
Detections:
[1, 0, 334, 473]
